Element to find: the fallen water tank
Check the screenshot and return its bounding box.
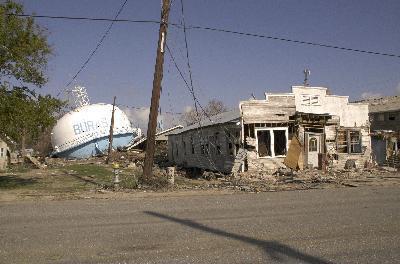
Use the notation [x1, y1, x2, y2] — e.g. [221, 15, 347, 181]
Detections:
[51, 103, 140, 159]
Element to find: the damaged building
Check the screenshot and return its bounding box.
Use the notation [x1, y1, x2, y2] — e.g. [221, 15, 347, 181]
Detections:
[360, 96, 400, 167]
[167, 110, 241, 173]
[168, 86, 371, 174]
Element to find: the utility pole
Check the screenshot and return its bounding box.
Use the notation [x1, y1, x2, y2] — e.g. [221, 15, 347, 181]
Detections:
[143, 0, 171, 179]
[106, 96, 116, 164]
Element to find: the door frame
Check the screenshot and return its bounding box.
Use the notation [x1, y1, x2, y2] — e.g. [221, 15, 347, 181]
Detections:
[304, 132, 323, 167]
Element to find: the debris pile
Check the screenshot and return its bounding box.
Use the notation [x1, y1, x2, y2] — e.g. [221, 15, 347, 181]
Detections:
[170, 166, 400, 193]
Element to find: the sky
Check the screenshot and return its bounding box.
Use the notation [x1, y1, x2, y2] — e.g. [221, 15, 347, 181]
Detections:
[17, 0, 400, 129]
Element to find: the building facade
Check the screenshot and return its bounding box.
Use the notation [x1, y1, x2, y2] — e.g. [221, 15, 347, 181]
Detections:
[168, 86, 371, 174]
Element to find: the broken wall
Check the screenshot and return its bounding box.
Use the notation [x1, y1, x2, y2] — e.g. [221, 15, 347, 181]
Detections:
[240, 96, 296, 173]
[168, 124, 240, 173]
[325, 126, 371, 169]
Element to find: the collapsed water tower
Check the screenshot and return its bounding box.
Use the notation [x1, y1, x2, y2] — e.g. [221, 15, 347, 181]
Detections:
[51, 86, 141, 159]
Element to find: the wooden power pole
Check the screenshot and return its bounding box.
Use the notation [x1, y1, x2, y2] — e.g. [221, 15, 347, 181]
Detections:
[106, 96, 116, 164]
[143, 0, 171, 179]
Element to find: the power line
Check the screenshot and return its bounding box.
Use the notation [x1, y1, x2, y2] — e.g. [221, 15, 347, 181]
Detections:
[187, 25, 400, 59]
[176, 0, 226, 173]
[165, 44, 209, 117]
[9, 13, 400, 59]
[118, 104, 182, 115]
[56, 0, 129, 97]
[179, 0, 200, 123]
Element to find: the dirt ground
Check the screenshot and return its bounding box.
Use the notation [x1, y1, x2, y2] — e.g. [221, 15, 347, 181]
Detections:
[0, 157, 399, 202]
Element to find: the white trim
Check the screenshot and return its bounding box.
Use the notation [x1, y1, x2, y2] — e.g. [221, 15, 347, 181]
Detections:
[255, 127, 289, 158]
[292, 86, 328, 91]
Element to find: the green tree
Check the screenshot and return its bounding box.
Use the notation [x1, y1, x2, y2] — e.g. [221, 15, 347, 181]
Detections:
[0, 0, 51, 87]
[0, 86, 65, 156]
[0, 1, 62, 157]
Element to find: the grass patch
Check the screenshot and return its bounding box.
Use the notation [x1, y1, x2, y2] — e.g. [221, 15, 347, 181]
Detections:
[8, 164, 31, 173]
[63, 164, 112, 178]
[62, 164, 143, 189]
[0, 163, 172, 197]
[0, 175, 38, 189]
[63, 164, 113, 187]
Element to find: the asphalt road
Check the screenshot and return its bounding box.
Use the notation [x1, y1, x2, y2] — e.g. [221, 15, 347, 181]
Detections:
[1, 186, 399, 264]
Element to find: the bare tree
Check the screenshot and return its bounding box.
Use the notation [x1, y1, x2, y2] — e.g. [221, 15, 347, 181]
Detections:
[181, 99, 228, 126]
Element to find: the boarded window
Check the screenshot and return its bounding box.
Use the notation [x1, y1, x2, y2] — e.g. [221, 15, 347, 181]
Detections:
[337, 129, 362, 154]
[337, 130, 348, 153]
[301, 95, 320, 106]
[349, 131, 362, 153]
[257, 130, 271, 157]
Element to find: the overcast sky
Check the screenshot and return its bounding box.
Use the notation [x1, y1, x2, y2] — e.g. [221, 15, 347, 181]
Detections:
[19, 0, 400, 127]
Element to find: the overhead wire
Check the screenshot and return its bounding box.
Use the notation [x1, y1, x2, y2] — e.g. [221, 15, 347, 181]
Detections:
[117, 103, 182, 115]
[169, 0, 242, 174]
[8, 13, 400, 59]
[55, 0, 129, 97]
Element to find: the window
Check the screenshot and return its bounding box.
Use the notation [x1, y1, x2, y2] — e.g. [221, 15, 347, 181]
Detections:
[301, 94, 320, 106]
[257, 131, 271, 157]
[388, 113, 396, 121]
[235, 144, 240, 155]
[274, 130, 287, 156]
[213, 132, 222, 155]
[200, 145, 205, 155]
[309, 137, 318, 152]
[183, 141, 186, 155]
[216, 146, 221, 155]
[190, 137, 195, 154]
[337, 129, 362, 154]
[256, 128, 288, 157]
[0, 148, 3, 157]
[228, 142, 234, 156]
[349, 131, 362, 153]
[377, 114, 384, 121]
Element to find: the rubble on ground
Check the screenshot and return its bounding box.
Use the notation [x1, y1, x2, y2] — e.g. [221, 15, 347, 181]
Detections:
[28, 149, 400, 193]
[168, 166, 399, 193]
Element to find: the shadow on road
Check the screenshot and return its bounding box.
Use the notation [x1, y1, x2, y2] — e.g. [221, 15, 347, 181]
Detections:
[144, 211, 333, 264]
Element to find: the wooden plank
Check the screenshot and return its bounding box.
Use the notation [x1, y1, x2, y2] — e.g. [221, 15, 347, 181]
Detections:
[284, 135, 303, 170]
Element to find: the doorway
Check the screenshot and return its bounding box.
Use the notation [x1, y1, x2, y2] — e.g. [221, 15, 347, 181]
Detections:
[306, 133, 322, 168]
